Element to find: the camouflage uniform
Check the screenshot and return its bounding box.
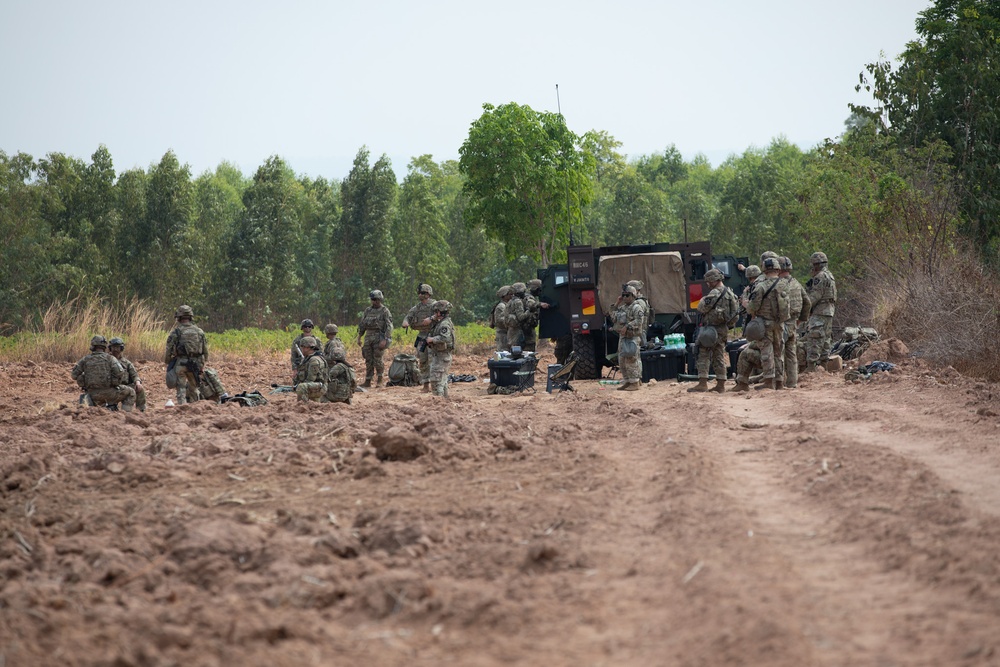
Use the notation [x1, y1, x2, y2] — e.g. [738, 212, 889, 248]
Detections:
[164, 306, 208, 405]
[72, 337, 135, 411]
[627, 280, 651, 348]
[521, 279, 543, 352]
[291, 319, 315, 372]
[295, 338, 328, 402]
[403, 287, 437, 387]
[734, 340, 764, 388]
[805, 253, 837, 371]
[692, 270, 739, 391]
[747, 260, 789, 388]
[323, 326, 347, 367]
[506, 283, 527, 350]
[490, 286, 511, 352]
[614, 286, 644, 389]
[357, 291, 393, 386]
[426, 301, 456, 397]
[779, 257, 812, 388]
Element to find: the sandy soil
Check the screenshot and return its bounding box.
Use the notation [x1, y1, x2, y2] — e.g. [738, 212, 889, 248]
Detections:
[2, 339, 1000, 666]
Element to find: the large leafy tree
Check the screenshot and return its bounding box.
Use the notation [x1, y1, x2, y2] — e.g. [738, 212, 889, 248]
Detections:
[0, 151, 48, 326]
[393, 155, 454, 300]
[459, 102, 595, 266]
[854, 0, 1000, 262]
[334, 147, 398, 322]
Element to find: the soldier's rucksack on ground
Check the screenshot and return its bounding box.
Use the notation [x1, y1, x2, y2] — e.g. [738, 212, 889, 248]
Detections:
[221, 391, 268, 407]
[199, 367, 228, 402]
[387, 353, 420, 387]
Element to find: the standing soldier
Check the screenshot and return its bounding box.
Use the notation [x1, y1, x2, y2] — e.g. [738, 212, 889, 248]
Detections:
[357, 289, 393, 387]
[627, 280, 651, 348]
[505, 282, 527, 351]
[401, 284, 436, 392]
[294, 337, 328, 402]
[72, 335, 135, 411]
[165, 305, 208, 405]
[688, 268, 739, 393]
[425, 300, 456, 397]
[614, 285, 644, 391]
[521, 278, 547, 352]
[778, 257, 811, 388]
[108, 337, 146, 412]
[322, 323, 346, 367]
[490, 286, 512, 352]
[747, 258, 789, 389]
[291, 319, 315, 376]
[804, 251, 837, 373]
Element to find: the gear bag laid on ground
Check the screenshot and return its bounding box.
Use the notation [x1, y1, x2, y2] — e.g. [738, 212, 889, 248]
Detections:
[387, 353, 420, 387]
[198, 367, 228, 402]
[221, 390, 268, 407]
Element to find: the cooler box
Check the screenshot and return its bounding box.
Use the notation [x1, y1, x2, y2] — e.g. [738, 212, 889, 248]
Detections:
[488, 357, 537, 389]
[641, 348, 684, 382]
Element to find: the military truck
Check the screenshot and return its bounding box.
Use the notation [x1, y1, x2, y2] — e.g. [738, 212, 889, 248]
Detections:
[537, 241, 749, 379]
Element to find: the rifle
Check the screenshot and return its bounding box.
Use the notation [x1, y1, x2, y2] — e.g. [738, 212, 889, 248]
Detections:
[270, 383, 296, 394]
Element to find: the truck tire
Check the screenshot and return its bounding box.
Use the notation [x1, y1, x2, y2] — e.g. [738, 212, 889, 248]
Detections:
[571, 332, 599, 380]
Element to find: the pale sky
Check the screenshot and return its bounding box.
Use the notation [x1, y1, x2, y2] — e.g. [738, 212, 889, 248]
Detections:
[0, 1, 930, 180]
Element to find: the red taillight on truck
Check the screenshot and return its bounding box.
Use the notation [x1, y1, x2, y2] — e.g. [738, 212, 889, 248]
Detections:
[582, 289, 596, 315]
[689, 283, 703, 309]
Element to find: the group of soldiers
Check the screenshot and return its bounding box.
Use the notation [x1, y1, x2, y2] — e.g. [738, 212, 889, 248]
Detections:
[291, 285, 457, 399]
[71, 335, 145, 412]
[689, 250, 836, 393]
[487, 278, 550, 353]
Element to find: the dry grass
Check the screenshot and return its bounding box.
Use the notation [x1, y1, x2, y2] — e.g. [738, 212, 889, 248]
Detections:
[863, 251, 1000, 381]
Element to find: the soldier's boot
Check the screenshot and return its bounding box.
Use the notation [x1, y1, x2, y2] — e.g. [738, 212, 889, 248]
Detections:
[755, 377, 775, 390]
[362, 377, 372, 388]
[422, 382, 431, 393]
[733, 381, 751, 393]
[687, 379, 710, 393]
[622, 381, 641, 391]
[711, 379, 727, 394]
[375, 374, 384, 388]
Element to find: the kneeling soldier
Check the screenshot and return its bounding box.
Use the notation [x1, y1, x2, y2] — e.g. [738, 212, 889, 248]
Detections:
[294, 337, 328, 402]
[72, 335, 136, 412]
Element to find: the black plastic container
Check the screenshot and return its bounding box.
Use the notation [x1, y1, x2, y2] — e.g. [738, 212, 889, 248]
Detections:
[488, 357, 537, 388]
[640, 348, 685, 382]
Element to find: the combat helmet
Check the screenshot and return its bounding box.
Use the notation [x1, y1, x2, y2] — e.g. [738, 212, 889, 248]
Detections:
[745, 265, 762, 280]
[762, 257, 781, 272]
[300, 336, 319, 350]
[369, 289, 384, 301]
[418, 284, 433, 296]
[175, 304, 194, 319]
[627, 279, 644, 291]
[300, 318, 314, 329]
[527, 278, 542, 290]
[109, 337, 125, 348]
[433, 300, 453, 313]
[496, 286, 511, 299]
[704, 269, 724, 283]
[511, 282, 526, 295]
[778, 256, 793, 271]
[324, 323, 339, 335]
[90, 335, 108, 350]
[810, 251, 828, 265]
[760, 250, 779, 264]
[622, 285, 638, 297]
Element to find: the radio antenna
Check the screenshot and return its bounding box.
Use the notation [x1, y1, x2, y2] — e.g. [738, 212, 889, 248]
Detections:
[557, 84, 574, 247]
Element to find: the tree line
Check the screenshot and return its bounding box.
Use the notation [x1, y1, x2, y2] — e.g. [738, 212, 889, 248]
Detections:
[1, 0, 996, 335]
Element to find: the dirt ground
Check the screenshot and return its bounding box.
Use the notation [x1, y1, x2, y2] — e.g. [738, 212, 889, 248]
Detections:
[2, 339, 1000, 667]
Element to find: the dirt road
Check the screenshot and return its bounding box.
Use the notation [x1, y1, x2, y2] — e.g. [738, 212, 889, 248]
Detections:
[2, 344, 999, 666]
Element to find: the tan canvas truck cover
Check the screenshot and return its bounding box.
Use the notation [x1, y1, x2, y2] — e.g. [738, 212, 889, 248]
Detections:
[598, 251, 687, 316]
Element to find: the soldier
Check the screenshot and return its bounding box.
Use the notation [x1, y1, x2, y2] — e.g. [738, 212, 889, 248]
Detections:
[521, 278, 549, 352]
[804, 251, 837, 373]
[505, 282, 527, 351]
[322, 323, 347, 367]
[490, 286, 512, 352]
[425, 300, 456, 397]
[164, 305, 208, 405]
[402, 284, 436, 391]
[778, 257, 811, 389]
[356, 290, 393, 387]
[688, 268, 739, 393]
[627, 280, 651, 348]
[72, 335, 135, 411]
[614, 285, 644, 391]
[732, 339, 764, 393]
[294, 336, 328, 402]
[747, 257, 789, 389]
[290, 319, 315, 375]
[739, 265, 762, 320]
[108, 337, 146, 412]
